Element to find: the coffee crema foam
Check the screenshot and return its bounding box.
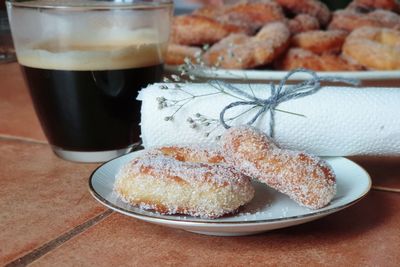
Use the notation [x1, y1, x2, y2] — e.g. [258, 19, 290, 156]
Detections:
[17, 29, 167, 70]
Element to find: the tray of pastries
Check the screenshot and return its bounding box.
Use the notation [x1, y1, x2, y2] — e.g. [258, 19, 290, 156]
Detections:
[165, 0, 400, 85]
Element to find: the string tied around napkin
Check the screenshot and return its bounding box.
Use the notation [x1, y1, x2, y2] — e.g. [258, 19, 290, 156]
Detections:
[218, 68, 360, 137]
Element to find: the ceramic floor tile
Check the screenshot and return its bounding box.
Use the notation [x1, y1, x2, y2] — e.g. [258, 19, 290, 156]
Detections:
[30, 191, 400, 267]
[351, 156, 400, 191]
[0, 63, 46, 142]
[0, 139, 106, 265]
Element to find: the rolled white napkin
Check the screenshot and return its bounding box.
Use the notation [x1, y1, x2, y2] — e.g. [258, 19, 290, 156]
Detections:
[138, 83, 400, 156]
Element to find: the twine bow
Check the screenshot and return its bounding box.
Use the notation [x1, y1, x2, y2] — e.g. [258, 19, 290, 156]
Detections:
[218, 68, 360, 137]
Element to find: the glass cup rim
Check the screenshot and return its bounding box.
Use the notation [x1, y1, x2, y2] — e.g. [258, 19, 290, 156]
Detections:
[6, 0, 173, 10]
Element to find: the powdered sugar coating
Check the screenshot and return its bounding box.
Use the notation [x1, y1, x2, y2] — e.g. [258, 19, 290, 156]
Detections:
[221, 126, 337, 209]
[114, 145, 255, 218]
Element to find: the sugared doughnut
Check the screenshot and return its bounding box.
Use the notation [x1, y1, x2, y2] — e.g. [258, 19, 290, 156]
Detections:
[165, 44, 202, 66]
[276, 48, 363, 71]
[275, 0, 331, 26]
[192, 6, 254, 35]
[342, 26, 400, 70]
[347, 0, 400, 13]
[221, 126, 337, 209]
[202, 33, 250, 68]
[114, 145, 254, 218]
[194, 1, 285, 34]
[288, 14, 320, 34]
[328, 9, 400, 32]
[221, 0, 286, 32]
[170, 15, 247, 46]
[291, 30, 348, 54]
[203, 22, 290, 69]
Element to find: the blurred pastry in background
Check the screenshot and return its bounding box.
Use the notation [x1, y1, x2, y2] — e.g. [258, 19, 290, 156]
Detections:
[328, 9, 400, 32]
[288, 14, 320, 34]
[291, 30, 347, 54]
[342, 26, 400, 70]
[275, 48, 363, 71]
[346, 0, 400, 13]
[165, 44, 202, 65]
[203, 22, 290, 69]
[171, 15, 248, 45]
[275, 0, 331, 26]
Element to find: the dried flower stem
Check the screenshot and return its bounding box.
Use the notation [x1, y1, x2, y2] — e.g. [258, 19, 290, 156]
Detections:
[158, 51, 309, 138]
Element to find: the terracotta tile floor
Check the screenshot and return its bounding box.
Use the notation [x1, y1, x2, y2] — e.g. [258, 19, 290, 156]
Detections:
[1, 63, 400, 266]
[0, 138, 106, 265]
[29, 190, 400, 266]
[0, 64, 46, 142]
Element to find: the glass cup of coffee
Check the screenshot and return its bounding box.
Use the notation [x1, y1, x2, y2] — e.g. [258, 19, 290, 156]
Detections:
[7, 0, 173, 162]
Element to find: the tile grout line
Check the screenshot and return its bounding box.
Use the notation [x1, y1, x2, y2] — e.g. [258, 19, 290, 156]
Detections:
[0, 134, 48, 145]
[5, 209, 114, 267]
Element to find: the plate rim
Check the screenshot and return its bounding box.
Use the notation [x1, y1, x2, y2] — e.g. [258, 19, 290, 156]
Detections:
[88, 152, 371, 226]
[165, 65, 400, 81]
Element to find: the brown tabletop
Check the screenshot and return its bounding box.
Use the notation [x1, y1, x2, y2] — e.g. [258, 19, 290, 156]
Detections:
[1, 63, 399, 266]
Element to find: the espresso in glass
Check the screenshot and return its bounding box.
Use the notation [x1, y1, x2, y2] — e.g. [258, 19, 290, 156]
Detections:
[7, 0, 173, 162]
[20, 44, 164, 152]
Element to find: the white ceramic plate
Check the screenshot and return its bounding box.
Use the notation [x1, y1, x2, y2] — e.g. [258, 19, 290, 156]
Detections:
[89, 151, 371, 236]
[165, 66, 400, 86]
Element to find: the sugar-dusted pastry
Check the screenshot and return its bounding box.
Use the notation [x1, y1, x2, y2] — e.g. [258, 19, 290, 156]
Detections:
[328, 9, 400, 32]
[276, 48, 362, 71]
[194, 1, 286, 34]
[291, 30, 348, 54]
[114, 145, 255, 218]
[347, 0, 400, 13]
[164, 44, 202, 66]
[203, 22, 290, 69]
[221, 126, 337, 209]
[288, 14, 320, 34]
[275, 0, 331, 26]
[170, 15, 247, 46]
[219, 0, 286, 32]
[342, 26, 400, 70]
